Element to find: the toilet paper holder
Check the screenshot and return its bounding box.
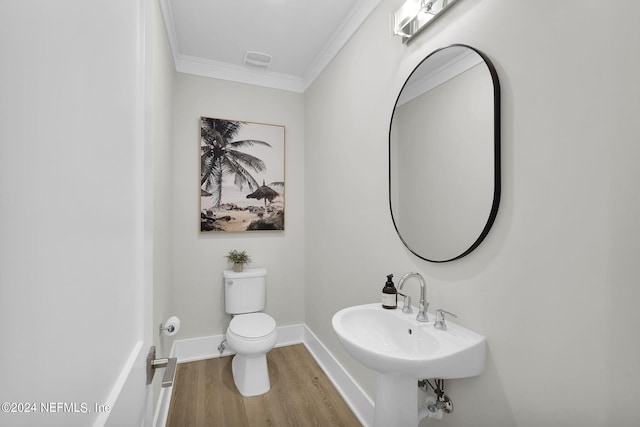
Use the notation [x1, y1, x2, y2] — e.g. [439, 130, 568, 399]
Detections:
[159, 316, 181, 337]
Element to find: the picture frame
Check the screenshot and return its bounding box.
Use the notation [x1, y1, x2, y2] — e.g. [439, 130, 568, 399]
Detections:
[200, 116, 285, 232]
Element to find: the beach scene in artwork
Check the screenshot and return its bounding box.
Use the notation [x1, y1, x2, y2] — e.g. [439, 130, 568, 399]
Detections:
[200, 117, 285, 232]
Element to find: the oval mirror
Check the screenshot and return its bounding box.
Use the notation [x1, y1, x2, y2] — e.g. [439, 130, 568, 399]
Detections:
[389, 45, 500, 262]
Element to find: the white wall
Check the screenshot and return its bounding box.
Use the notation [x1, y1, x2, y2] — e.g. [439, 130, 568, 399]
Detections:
[0, 1, 148, 426]
[171, 74, 305, 339]
[149, 0, 176, 413]
[305, 0, 640, 426]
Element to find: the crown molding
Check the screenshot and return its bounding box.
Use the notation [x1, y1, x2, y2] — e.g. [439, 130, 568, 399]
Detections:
[157, 0, 179, 67]
[158, 0, 382, 93]
[176, 55, 306, 93]
[303, 0, 382, 91]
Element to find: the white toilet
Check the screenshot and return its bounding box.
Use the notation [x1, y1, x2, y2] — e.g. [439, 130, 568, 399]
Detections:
[224, 268, 277, 397]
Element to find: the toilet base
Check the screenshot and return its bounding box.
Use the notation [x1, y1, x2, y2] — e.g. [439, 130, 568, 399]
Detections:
[232, 353, 271, 397]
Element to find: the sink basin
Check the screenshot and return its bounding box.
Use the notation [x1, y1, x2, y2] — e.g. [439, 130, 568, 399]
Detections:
[333, 303, 486, 426]
[332, 303, 485, 379]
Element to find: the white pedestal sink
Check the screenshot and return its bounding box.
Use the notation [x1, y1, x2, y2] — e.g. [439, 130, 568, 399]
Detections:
[332, 303, 486, 427]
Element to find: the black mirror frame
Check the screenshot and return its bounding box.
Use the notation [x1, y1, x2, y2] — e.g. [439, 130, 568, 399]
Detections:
[389, 44, 501, 263]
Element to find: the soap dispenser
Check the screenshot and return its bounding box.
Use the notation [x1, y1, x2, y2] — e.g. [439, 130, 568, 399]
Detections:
[382, 274, 397, 309]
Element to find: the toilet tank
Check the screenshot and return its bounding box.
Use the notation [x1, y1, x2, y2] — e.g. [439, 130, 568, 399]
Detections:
[224, 268, 267, 314]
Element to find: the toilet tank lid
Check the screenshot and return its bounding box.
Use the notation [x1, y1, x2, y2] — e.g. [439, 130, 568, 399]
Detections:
[223, 268, 267, 279]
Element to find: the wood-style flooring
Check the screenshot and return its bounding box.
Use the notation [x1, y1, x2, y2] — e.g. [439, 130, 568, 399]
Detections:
[166, 344, 362, 427]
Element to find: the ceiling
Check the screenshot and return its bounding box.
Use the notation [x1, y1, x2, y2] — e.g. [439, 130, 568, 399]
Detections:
[159, 0, 382, 93]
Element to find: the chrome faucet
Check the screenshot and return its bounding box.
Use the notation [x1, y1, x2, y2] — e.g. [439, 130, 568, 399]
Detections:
[397, 272, 429, 322]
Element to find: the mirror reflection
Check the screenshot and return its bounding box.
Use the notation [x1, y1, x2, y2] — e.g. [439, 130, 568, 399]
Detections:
[389, 45, 500, 262]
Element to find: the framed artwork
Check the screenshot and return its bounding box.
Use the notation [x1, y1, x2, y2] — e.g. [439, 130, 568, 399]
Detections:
[200, 116, 285, 232]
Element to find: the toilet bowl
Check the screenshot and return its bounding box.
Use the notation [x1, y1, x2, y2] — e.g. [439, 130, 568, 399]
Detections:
[226, 312, 277, 397]
[223, 268, 277, 397]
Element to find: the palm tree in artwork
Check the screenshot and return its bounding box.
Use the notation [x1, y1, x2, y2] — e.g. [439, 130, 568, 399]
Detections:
[200, 117, 272, 207]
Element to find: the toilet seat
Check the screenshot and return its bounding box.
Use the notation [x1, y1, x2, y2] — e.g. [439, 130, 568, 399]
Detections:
[229, 313, 276, 340]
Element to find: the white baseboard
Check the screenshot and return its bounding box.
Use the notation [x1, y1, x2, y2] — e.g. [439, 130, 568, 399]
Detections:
[169, 323, 305, 363]
[302, 327, 374, 427]
[153, 324, 373, 427]
[152, 386, 171, 427]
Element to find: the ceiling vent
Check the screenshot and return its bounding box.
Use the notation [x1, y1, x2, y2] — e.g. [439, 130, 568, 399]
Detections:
[243, 51, 273, 69]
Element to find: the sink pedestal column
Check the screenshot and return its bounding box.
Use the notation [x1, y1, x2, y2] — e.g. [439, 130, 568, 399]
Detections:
[374, 373, 418, 427]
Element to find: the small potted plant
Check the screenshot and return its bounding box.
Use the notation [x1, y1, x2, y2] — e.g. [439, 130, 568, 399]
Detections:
[226, 250, 251, 272]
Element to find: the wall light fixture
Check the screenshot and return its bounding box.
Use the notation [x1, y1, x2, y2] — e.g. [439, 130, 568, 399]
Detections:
[393, 0, 461, 43]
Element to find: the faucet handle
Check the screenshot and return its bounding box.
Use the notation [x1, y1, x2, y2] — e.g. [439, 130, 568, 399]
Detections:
[398, 292, 413, 313]
[434, 309, 457, 331]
